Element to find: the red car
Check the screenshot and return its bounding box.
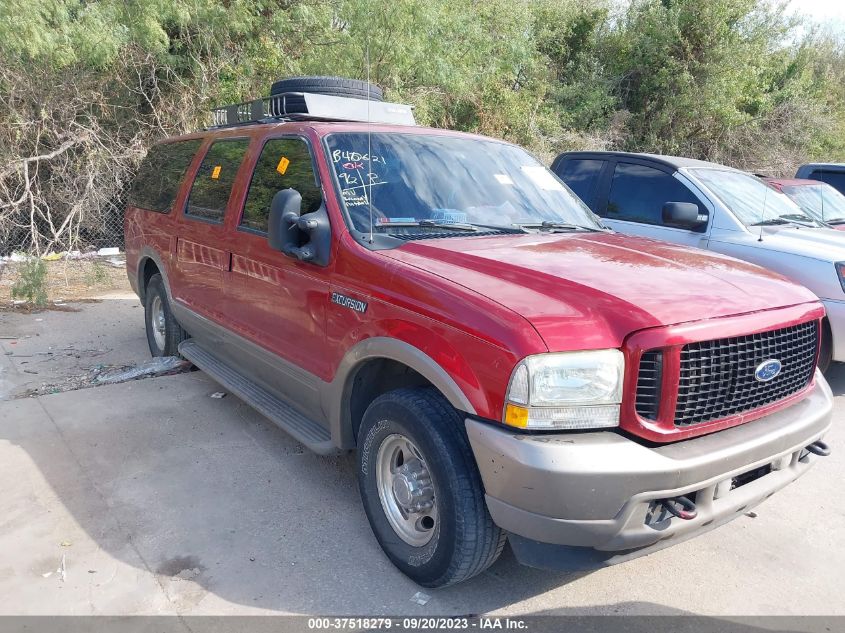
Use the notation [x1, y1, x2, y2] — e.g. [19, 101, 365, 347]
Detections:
[765, 177, 845, 229]
[124, 77, 833, 587]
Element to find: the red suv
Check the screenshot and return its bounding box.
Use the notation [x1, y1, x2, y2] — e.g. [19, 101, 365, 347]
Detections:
[125, 77, 833, 587]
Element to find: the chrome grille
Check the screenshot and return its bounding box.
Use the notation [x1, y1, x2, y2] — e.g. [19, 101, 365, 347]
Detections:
[673, 321, 818, 427]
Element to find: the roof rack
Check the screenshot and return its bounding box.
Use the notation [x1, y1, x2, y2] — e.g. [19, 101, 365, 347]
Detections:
[209, 92, 416, 129]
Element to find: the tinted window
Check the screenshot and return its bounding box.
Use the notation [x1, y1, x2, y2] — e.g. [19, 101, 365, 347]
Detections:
[128, 140, 202, 213]
[555, 159, 605, 209]
[186, 139, 250, 222]
[812, 170, 845, 196]
[604, 162, 702, 226]
[240, 138, 322, 233]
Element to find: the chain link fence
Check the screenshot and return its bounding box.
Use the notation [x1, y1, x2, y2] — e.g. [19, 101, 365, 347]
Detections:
[0, 191, 128, 259]
[0, 182, 131, 305]
[0, 49, 201, 264]
[0, 134, 133, 303]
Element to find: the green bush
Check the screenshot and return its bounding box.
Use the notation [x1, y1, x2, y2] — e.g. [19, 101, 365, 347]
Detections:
[11, 258, 48, 307]
[86, 260, 110, 286]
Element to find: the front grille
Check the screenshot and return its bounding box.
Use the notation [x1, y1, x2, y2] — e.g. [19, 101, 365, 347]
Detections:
[635, 351, 662, 419]
[673, 321, 818, 427]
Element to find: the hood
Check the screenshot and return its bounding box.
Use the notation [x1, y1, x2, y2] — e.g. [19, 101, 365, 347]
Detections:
[746, 226, 845, 260]
[383, 232, 819, 350]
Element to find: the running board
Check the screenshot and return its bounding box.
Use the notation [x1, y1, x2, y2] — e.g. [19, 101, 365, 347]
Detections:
[179, 340, 337, 454]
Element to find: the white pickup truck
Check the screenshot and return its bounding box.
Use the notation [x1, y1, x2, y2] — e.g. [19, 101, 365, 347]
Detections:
[552, 151, 845, 369]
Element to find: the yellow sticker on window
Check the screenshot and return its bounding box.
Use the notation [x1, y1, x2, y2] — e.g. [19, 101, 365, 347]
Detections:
[211, 165, 222, 179]
[276, 156, 290, 176]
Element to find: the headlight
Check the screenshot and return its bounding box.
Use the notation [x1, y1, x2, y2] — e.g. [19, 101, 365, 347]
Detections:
[836, 262, 845, 293]
[503, 350, 624, 430]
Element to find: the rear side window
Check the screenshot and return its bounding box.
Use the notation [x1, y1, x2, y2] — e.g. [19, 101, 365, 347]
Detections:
[555, 159, 605, 209]
[128, 139, 202, 213]
[240, 138, 322, 233]
[604, 162, 701, 225]
[186, 138, 250, 222]
[810, 170, 845, 195]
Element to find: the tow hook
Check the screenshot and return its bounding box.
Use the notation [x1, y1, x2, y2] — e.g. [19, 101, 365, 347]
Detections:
[661, 495, 698, 520]
[806, 440, 831, 457]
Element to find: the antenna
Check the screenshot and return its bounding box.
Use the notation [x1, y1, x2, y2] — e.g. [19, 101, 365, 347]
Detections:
[758, 177, 769, 242]
[365, 14, 374, 244]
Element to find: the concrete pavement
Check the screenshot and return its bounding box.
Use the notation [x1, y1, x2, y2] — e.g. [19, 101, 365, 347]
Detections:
[0, 298, 843, 615]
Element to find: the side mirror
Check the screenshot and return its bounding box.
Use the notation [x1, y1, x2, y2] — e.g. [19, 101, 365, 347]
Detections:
[268, 189, 302, 252]
[267, 188, 331, 266]
[662, 201, 706, 230]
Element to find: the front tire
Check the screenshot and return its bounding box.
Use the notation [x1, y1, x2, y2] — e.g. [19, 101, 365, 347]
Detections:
[357, 387, 505, 587]
[144, 274, 187, 357]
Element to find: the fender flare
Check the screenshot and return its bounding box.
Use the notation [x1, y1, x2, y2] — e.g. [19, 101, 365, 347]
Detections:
[136, 247, 172, 303]
[326, 336, 478, 448]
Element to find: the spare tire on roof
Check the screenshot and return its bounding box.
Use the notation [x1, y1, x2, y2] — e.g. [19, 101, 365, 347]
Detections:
[270, 76, 384, 102]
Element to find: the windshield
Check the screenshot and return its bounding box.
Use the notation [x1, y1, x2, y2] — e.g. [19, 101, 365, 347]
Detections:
[782, 183, 845, 225]
[324, 133, 603, 235]
[690, 169, 819, 227]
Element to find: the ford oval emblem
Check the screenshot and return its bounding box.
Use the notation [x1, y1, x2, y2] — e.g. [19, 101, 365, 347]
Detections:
[755, 359, 782, 382]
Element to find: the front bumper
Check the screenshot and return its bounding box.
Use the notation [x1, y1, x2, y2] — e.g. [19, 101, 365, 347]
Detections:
[821, 298, 845, 362]
[466, 371, 833, 570]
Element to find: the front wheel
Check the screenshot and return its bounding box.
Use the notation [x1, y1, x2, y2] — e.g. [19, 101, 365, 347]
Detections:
[357, 387, 505, 587]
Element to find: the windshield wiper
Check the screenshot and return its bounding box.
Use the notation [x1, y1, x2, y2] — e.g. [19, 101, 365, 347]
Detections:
[376, 220, 478, 231]
[377, 220, 525, 234]
[826, 218, 845, 225]
[750, 217, 792, 226]
[779, 213, 818, 224]
[515, 221, 601, 232]
[751, 215, 818, 227]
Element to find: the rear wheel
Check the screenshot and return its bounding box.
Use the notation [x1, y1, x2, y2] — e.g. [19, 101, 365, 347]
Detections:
[357, 387, 505, 587]
[144, 274, 187, 357]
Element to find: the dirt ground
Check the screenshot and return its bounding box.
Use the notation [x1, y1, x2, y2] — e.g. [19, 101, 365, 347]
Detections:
[0, 257, 131, 309]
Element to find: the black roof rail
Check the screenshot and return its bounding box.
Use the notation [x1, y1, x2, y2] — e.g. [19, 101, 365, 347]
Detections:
[208, 92, 416, 129]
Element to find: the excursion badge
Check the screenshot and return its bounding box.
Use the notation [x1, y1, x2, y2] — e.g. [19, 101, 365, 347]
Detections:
[331, 291, 368, 314]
